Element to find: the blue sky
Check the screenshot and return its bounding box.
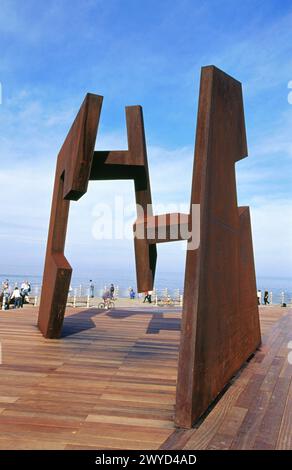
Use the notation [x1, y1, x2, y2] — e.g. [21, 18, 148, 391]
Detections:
[0, 0, 291, 285]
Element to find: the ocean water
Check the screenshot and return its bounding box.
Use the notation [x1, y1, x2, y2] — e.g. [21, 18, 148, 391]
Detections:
[1, 272, 291, 304]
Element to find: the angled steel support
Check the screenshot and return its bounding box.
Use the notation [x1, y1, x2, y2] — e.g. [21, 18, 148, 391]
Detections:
[38, 94, 102, 338]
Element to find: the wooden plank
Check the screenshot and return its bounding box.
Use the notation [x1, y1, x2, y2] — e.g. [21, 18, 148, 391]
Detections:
[277, 380, 292, 449]
[160, 429, 198, 450]
[230, 389, 271, 449]
[182, 371, 251, 450]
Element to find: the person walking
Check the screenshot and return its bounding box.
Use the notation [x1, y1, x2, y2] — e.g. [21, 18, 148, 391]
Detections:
[148, 290, 153, 303]
[143, 291, 152, 303]
[264, 290, 269, 305]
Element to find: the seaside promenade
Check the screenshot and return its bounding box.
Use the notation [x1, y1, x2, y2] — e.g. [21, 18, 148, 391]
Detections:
[0, 303, 291, 450]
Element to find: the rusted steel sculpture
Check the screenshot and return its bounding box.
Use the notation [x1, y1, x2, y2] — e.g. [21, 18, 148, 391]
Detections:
[38, 97, 156, 338]
[38, 65, 260, 429]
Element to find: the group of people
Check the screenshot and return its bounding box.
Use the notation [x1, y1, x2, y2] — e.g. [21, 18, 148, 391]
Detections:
[89, 281, 115, 300]
[101, 283, 115, 302]
[127, 288, 151, 302]
[89, 283, 152, 302]
[1, 279, 31, 310]
[257, 289, 270, 305]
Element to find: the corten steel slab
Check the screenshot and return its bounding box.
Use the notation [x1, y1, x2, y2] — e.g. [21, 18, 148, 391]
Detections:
[134, 213, 190, 244]
[38, 94, 102, 338]
[38, 98, 156, 338]
[134, 213, 190, 292]
[175, 66, 261, 428]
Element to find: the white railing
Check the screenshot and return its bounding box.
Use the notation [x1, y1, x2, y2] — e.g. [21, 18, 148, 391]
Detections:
[2, 282, 291, 308]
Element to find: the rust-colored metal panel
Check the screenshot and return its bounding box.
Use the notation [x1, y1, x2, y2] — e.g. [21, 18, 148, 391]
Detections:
[38, 94, 102, 338]
[134, 213, 189, 293]
[175, 66, 261, 428]
[134, 213, 189, 244]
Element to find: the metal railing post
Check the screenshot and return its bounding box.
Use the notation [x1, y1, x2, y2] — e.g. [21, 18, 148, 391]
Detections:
[281, 291, 285, 305]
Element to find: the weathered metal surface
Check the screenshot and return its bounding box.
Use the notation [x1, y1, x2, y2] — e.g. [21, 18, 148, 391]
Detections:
[38, 94, 102, 338]
[175, 66, 261, 428]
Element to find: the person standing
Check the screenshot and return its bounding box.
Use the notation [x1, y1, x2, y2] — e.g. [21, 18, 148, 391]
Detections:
[129, 288, 135, 299]
[11, 287, 22, 309]
[110, 283, 115, 299]
[21, 281, 27, 294]
[3, 286, 10, 310]
[20, 280, 30, 304]
[89, 280, 94, 298]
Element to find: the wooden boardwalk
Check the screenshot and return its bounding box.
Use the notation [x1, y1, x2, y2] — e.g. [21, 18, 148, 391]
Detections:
[0, 305, 291, 450]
